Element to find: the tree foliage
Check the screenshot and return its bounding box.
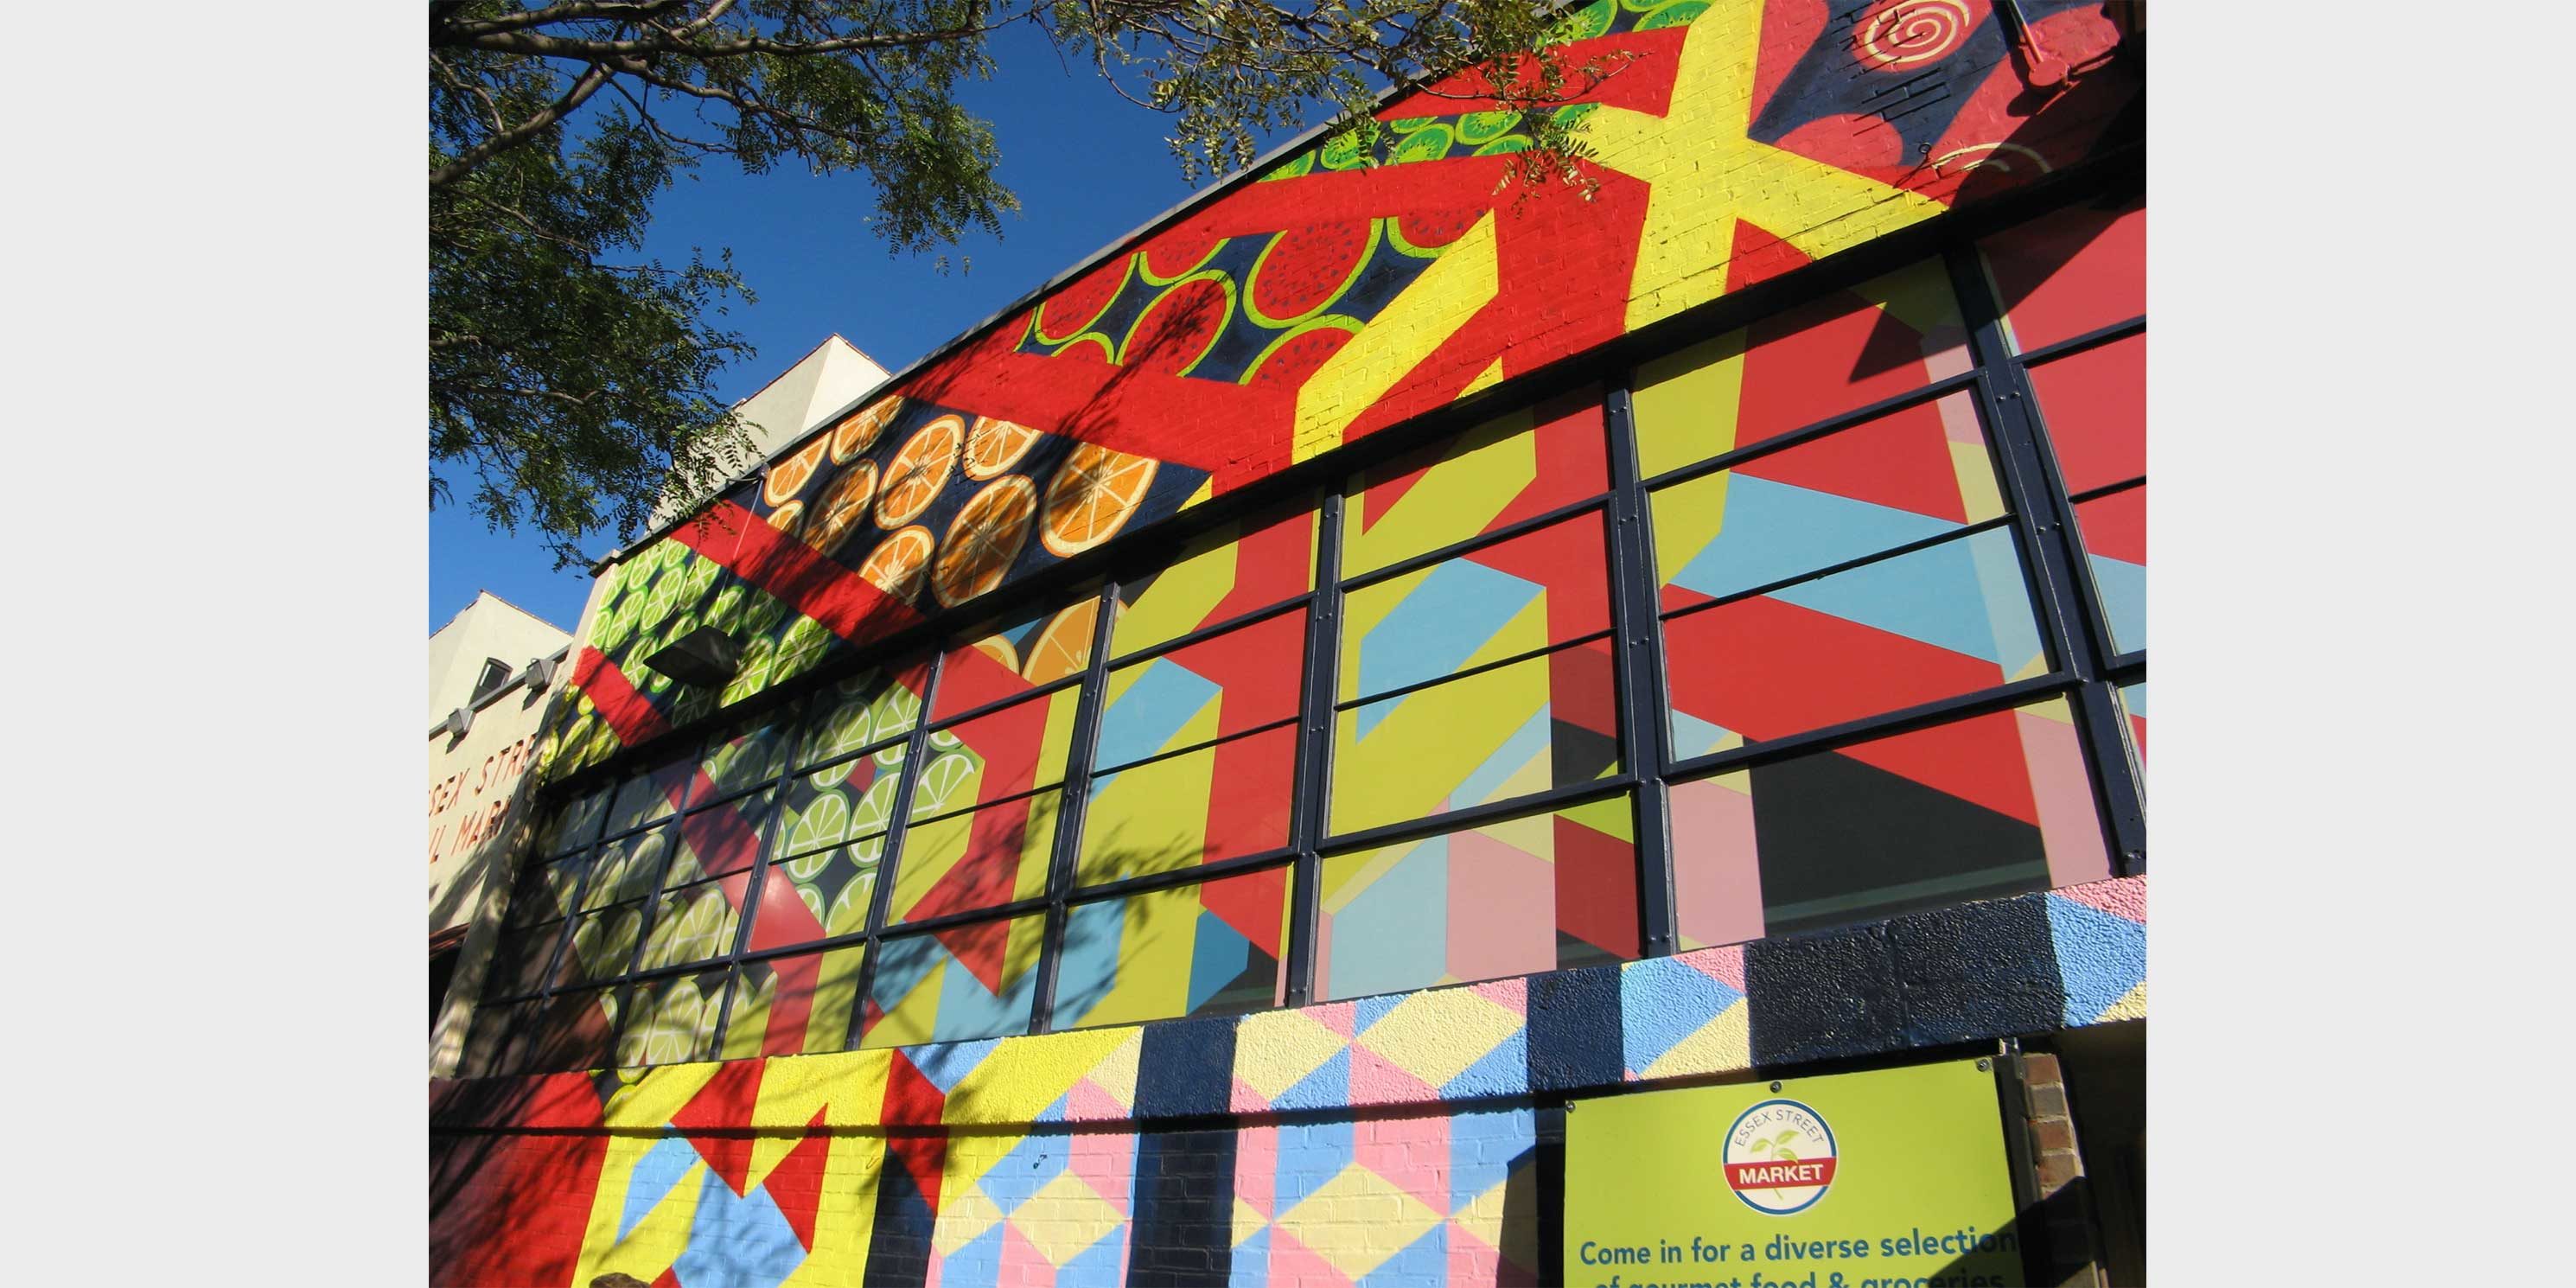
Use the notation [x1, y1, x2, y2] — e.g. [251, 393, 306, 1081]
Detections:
[430, 0, 1627, 566]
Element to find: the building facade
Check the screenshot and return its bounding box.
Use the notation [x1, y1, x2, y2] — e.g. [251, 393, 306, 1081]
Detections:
[433, 3, 2146, 1285]
[429, 592, 573, 1054]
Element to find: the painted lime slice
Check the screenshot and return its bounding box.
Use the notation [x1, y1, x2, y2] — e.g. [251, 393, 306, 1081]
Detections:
[909, 750, 979, 817]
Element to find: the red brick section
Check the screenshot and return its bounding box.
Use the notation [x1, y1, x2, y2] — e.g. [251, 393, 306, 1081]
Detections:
[2018, 1050, 2110, 1288]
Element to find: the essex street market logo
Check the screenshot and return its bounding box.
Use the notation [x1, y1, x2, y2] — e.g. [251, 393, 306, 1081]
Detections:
[1723, 1099, 1838, 1215]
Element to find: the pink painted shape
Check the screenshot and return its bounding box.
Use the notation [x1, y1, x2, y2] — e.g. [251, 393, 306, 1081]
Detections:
[1310, 1000, 1355, 1038]
[1680, 943, 1748, 994]
[1469, 976, 1528, 1017]
[2017, 711, 2114, 889]
[1449, 1218, 1503, 1286]
[1233, 1123, 1278, 1221]
[1349, 1042, 1440, 1106]
[1355, 1113, 1451, 1214]
[1229, 1074, 1272, 1116]
[1445, 829, 1558, 984]
[1066, 1076, 1127, 1123]
[924, 1249, 942, 1288]
[1070, 1127, 1136, 1220]
[1265, 1227, 1355, 1288]
[1668, 778, 1764, 948]
[2057, 875, 2146, 924]
[998, 1220, 1056, 1288]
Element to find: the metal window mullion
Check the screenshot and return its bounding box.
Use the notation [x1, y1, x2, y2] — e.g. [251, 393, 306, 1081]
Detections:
[1030, 583, 1126, 1033]
[838, 649, 953, 1051]
[1280, 492, 1347, 1009]
[1944, 245, 2148, 876]
[699, 748, 807, 1062]
[1604, 376, 1679, 958]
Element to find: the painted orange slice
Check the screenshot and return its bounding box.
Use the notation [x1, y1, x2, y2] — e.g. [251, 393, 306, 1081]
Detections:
[762, 437, 830, 509]
[858, 525, 935, 604]
[962, 415, 1043, 481]
[1021, 599, 1102, 684]
[831, 396, 902, 463]
[1041, 443, 1159, 558]
[876, 416, 965, 529]
[808, 460, 881, 554]
[764, 501, 806, 535]
[932, 476, 1038, 608]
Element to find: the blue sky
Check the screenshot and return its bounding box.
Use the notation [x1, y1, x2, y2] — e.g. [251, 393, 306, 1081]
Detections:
[430, 22, 1320, 634]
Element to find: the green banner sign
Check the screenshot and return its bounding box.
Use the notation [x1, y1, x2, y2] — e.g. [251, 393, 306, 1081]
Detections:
[1564, 1057, 2024, 1288]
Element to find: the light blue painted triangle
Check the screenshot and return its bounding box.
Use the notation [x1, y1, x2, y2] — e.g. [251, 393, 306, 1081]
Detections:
[2047, 894, 2146, 1025]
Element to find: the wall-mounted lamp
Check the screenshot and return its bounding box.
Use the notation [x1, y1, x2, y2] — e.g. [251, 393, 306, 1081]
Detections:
[641, 626, 745, 688]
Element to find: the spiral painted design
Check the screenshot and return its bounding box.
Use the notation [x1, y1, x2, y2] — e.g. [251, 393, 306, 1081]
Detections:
[1856, 0, 1973, 68]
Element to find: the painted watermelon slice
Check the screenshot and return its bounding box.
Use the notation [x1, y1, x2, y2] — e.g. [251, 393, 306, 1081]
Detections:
[1246, 220, 1380, 328]
[1120, 274, 1234, 376]
[1142, 226, 1226, 283]
[1033, 255, 1132, 346]
[1243, 320, 1360, 390]
[1389, 207, 1484, 258]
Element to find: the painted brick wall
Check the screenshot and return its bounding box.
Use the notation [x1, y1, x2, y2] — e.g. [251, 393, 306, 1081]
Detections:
[430, 877, 2142, 1286]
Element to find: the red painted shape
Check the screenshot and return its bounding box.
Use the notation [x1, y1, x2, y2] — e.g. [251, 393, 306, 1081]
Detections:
[430, 1130, 612, 1287]
[2024, 333, 2144, 494]
[934, 630, 1048, 720]
[1722, 218, 1820, 301]
[670, 1058, 766, 1196]
[650, 1268, 682, 1288]
[1461, 515, 1612, 647]
[1978, 197, 2145, 357]
[1404, 29, 1690, 117]
[1157, 609, 1307, 736]
[1199, 858, 1290, 960]
[907, 791, 1043, 937]
[430, 1070, 609, 1132]
[1736, 397, 1972, 524]
[1553, 809, 1641, 958]
[762, 1109, 834, 1252]
[1196, 508, 1319, 631]
[880, 1053, 951, 1214]
[2075, 486, 2145, 565]
[1547, 640, 1621, 739]
[1731, 250, 1961, 449]
[904, 322, 1291, 476]
[676, 501, 924, 647]
[930, 896, 1019, 994]
[760, 951, 822, 1058]
[1750, 0, 1831, 125]
[940, 698, 1057, 803]
[1665, 596, 2008, 767]
[1195, 724, 1297, 871]
[1843, 705, 2041, 829]
[569, 647, 673, 746]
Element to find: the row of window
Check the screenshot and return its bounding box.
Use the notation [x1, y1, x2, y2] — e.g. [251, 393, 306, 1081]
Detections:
[463, 193, 2147, 1079]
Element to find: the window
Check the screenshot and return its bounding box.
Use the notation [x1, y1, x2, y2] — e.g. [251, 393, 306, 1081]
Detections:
[473, 658, 513, 700]
[469, 197, 2146, 1079]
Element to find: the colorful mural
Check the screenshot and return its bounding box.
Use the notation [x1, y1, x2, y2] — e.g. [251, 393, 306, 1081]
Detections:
[536, 0, 2142, 780]
[433, 875, 2146, 1287]
[439, 4, 2146, 1278]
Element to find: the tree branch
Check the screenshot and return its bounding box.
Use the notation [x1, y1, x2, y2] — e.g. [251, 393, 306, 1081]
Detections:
[430, 59, 616, 188]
